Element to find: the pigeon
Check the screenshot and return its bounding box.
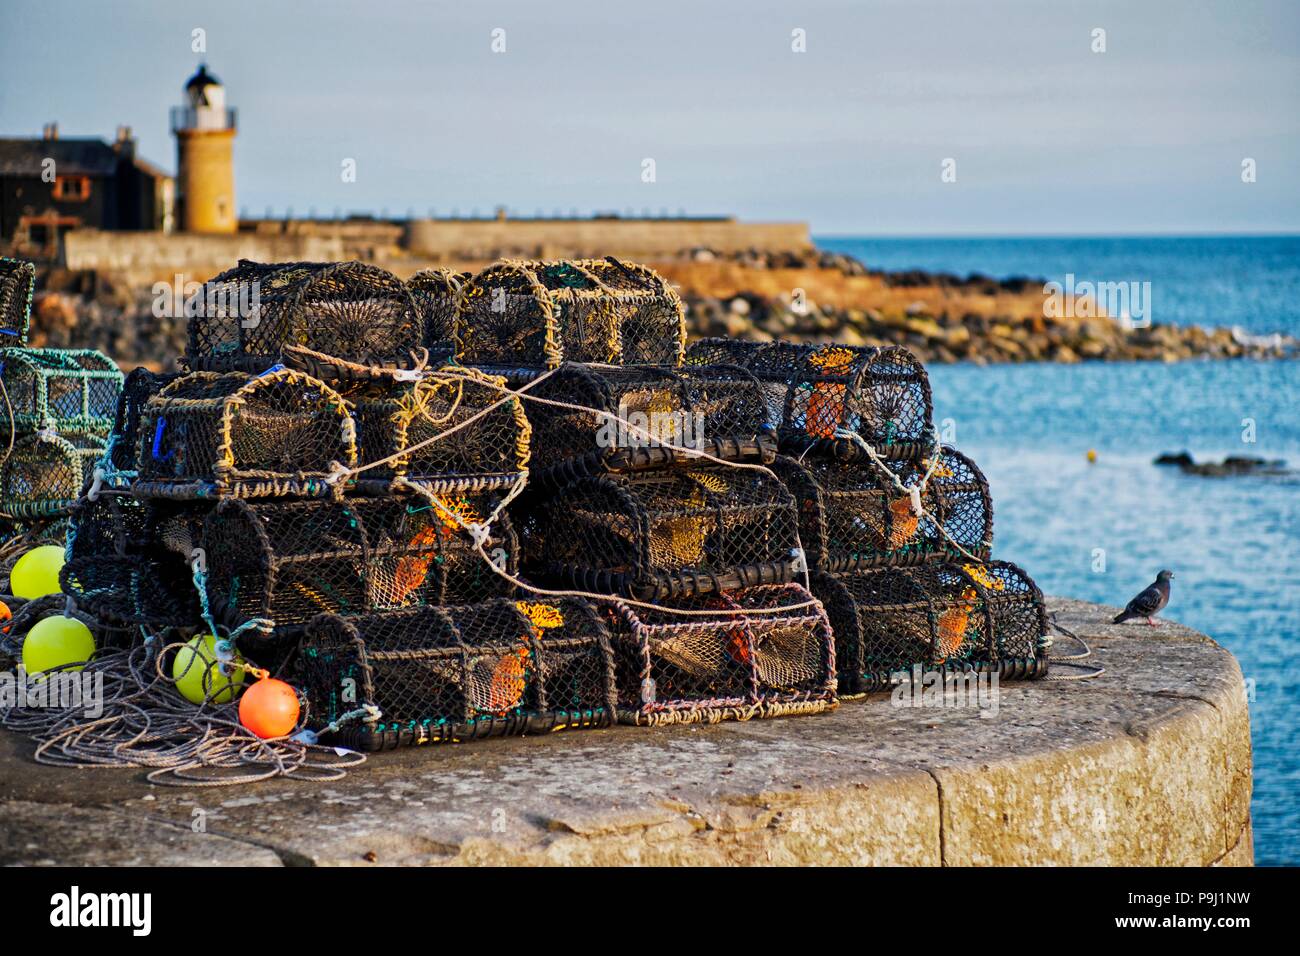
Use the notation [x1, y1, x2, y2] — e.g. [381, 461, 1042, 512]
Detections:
[1112, 570, 1174, 625]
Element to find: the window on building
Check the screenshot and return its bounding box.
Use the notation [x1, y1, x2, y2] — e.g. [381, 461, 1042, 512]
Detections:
[53, 176, 91, 201]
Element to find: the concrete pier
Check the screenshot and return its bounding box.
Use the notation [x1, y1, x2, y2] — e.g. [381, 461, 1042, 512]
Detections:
[0, 598, 1252, 866]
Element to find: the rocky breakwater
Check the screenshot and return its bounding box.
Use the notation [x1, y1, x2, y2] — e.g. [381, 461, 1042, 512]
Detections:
[661, 250, 1298, 364]
[21, 269, 187, 370]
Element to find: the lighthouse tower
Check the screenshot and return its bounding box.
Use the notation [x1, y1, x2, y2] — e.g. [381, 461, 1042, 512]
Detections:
[172, 64, 237, 233]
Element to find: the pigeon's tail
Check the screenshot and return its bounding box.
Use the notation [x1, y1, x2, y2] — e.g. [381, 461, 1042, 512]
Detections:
[1112, 610, 1135, 624]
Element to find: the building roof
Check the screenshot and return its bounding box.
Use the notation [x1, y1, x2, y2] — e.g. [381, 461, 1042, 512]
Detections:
[0, 137, 169, 179]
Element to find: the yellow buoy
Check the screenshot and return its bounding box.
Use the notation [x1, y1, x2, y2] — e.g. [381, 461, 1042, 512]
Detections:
[10, 545, 66, 599]
[22, 615, 95, 675]
[173, 634, 247, 704]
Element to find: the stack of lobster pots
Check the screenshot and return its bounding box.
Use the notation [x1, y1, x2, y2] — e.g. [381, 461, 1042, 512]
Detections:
[58, 260, 549, 750]
[455, 258, 839, 726]
[52, 251, 1052, 755]
[0, 257, 123, 552]
[681, 338, 1051, 695]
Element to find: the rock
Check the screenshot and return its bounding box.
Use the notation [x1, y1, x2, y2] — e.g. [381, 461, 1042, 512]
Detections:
[903, 317, 944, 340]
[1154, 452, 1289, 477]
[728, 297, 751, 316]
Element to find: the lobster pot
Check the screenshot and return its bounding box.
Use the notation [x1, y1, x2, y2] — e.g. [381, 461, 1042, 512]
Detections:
[133, 368, 356, 499]
[61, 496, 200, 628]
[407, 268, 469, 360]
[609, 584, 836, 725]
[516, 465, 802, 601]
[99, 368, 183, 487]
[199, 497, 518, 636]
[812, 561, 1048, 695]
[0, 348, 123, 436]
[503, 363, 776, 487]
[685, 339, 933, 459]
[184, 259, 422, 375]
[343, 365, 530, 496]
[1, 432, 104, 520]
[456, 258, 685, 369]
[300, 598, 617, 750]
[0, 257, 36, 343]
[771, 447, 992, 572]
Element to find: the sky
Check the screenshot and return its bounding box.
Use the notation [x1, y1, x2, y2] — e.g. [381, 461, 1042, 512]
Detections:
[1, 0, 1298, 235]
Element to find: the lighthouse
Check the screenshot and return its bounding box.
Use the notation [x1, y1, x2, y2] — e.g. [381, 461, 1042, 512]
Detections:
[172, 64, 237, 233]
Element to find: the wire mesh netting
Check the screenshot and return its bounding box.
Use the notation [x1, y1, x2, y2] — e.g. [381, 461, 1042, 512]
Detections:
[609, 583, 836, 725]
[61, 495, 201, 628]
[0, 258, 36, 343]
[300, 597, 617, 750]
[771, 447, 992, 572]
[0, 348, 123, 436]
[812, 561, 1048, 695]
[684, 339, 934, 458]
[133, 368, 356, 499]
[341, 365, 530, 497]
[516, 464, 802, 600]
[455, 258, 686, 368]
[200, 496, 518, 637]
[504, 362, 776, 487]
[407, 268, 470, 362]
[99, 367, 183, 488]
[184, 260, 423, 375]
[1, 431, 104, 521]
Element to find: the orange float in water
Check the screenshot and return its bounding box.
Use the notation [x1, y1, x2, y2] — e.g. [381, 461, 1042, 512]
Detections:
[238, 678, 301, 739]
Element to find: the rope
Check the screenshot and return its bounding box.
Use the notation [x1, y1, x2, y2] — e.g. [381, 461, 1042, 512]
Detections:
[1042, 614, 1105, 681]
[830, 425, 987, 565]
[0, 631, 366, 785]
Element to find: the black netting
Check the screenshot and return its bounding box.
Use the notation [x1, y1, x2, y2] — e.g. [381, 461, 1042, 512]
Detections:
[1, 431, 104, 521]
[772, 447, 991, 571]
[407, 268, 469, 361]
[341, 366, 530, 496]
[812, 561, 1048, 694]
[61, 496, 201, 627]
[185, 260, 422, 374]
[505, 362, 776, 486]
[0, 257, 36, 343]
[684, 339, 934, 458]
[300, 597, 616, 750]
[0, 348, 122, 436]
[200, 496, 517, 637]
[133, 368, 355, 499]
[608, 583, 836, 724]
[101, 367, 183, 486]
[456, 258, 685, 368]
[516, 465, 801, 600]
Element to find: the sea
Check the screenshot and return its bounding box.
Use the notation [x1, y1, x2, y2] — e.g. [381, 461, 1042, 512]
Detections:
[818, 235, 1300, 865]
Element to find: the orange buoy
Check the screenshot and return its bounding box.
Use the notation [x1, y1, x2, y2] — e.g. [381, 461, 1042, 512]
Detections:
[238, 679, 301, 739]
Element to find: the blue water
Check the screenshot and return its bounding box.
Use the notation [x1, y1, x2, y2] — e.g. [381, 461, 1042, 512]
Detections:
[818, 236, 1300, 865]
[819, 235, 1300, 336]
